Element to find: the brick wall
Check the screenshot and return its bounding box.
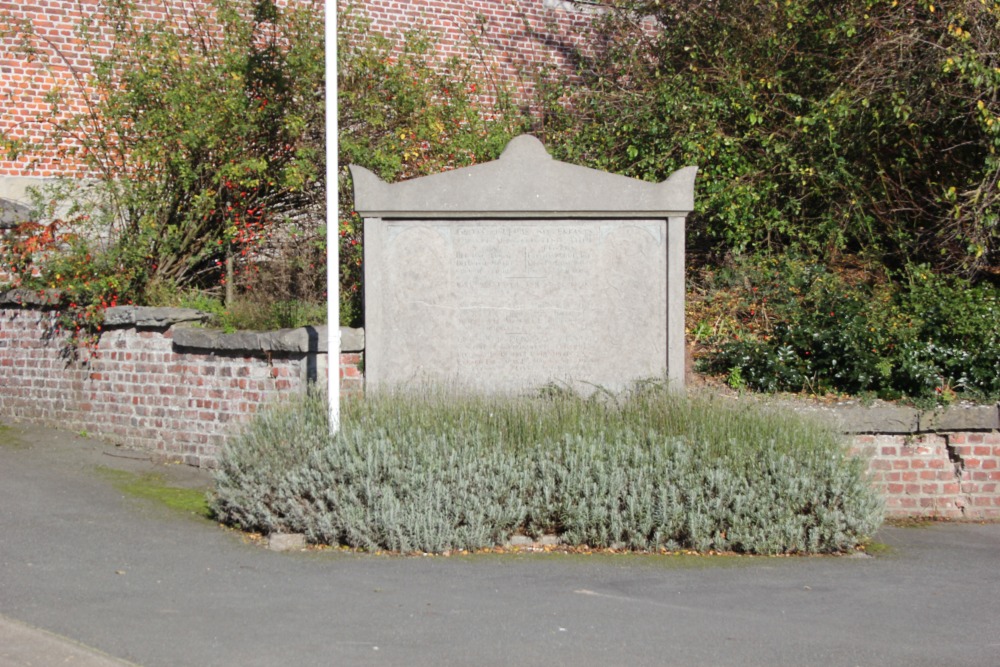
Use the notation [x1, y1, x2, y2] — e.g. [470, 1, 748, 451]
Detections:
[0, 305, 361, 467]
[853, 433, 1000, 520]
[0, 0, 184, 178]
[2, 301, 997, 517]
[354, 0, 598, 102]
[0, 0, 596, 180]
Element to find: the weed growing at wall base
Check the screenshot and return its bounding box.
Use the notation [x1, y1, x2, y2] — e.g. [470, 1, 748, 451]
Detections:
[212, 386, 884, 555]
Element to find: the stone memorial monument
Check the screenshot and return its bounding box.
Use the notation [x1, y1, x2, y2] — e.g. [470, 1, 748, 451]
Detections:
[351, 135, 696, 394]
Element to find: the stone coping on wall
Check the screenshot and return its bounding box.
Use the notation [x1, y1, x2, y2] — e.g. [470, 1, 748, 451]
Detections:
[104, 306, 207, 328]
[102, 305, 364, 354]
[0, 288, 62, 307]
[0, 293, 364, 353]
[768, 399, 1000, 435]
[172, 323, 364, 354]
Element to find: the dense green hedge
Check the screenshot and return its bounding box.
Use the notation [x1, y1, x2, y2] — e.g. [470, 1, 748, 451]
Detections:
[212, 387, 883, 555]
[701, 258, 1000, 401]
[540, 0, 1000, 276]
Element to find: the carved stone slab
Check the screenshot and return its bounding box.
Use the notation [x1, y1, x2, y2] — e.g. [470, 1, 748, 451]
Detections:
[352, 135, 697, 394]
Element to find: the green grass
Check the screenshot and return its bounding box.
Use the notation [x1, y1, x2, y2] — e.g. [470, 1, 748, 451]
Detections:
[213, 384, 885, 555]
[0, 424, 28, 450]
[860, 540, 893, 556]
[98, 467, 212, 519]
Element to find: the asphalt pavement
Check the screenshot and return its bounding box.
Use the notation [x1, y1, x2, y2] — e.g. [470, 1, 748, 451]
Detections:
[1, 420, 998, 667]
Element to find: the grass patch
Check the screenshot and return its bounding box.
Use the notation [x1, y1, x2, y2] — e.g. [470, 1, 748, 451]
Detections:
[99, 467, 212, 519]
[213, 385, 884, 555]
[860, 540, 893, 556]
[149, 286, 326, 333]
[0, 424, 28, 450]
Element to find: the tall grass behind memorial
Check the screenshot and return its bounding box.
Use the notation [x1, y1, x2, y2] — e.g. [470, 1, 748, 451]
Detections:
[212, 386, 883, 554]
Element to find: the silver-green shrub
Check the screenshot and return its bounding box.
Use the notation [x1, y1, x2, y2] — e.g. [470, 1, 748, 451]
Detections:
[212, 386, 883, 554]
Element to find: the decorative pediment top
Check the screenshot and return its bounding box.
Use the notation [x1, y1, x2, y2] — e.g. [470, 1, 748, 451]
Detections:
[350, 134, 697, 219]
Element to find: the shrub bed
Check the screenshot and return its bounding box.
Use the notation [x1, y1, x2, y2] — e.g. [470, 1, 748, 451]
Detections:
[698, 257, 1000, 402]
[211, 386, 884, 555]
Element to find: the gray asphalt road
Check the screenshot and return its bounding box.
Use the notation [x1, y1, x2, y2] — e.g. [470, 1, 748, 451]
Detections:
[1, 421, 997, 667]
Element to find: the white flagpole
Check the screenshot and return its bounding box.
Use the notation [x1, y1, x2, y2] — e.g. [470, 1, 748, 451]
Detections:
[325, 0, 341, 435]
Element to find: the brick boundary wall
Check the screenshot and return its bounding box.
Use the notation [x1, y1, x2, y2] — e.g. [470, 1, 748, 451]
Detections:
[354, 0, 602, 103]
[1, 301, 997, 518]
[1, 0, 213, 179]
[0, 303, 362, 467]
[0, 0, 601, 180]
[851, 432, 1000, 520]
[1, 0, 335, 179]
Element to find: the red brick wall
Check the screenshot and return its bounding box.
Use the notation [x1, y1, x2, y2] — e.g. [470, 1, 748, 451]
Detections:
[853, 434, 1000, 520]
[0, 306, 361, 466]
[5, 302, 996, 517]
[354, 0, 596, 101]
[0, 0, 595, 179]
[0, 0, 194, 178]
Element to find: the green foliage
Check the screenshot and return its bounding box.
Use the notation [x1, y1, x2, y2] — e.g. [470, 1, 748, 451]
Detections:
[220, 296, 327, 332]
[335, 10, 527, 324]
[338, 11, 522, 183]
[0, 218, 139, 339]
[1, 0, 328, 329]
[700, 257, 1000, 401]
[80, 0, 322, 285]
[1, 2, 526, 331]
[145, 286, 326, 333]
[212, 386, 883, 555]
[540, 0, 1000, 275]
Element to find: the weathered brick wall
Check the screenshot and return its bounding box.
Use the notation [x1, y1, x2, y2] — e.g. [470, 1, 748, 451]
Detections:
[0, 306, 361, 467]
[1, 0, 341, 178]
[354, 0, 598, 102]
[853, 433, 1000, 520]
[2, 302, 997, 518]
[0, 0, 187, 178]
[0, 0, 596, 180]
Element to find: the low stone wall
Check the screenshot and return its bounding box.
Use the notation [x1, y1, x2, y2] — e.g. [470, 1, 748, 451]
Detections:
[0, 297, 997, 518]
[0, 299, 362, 467]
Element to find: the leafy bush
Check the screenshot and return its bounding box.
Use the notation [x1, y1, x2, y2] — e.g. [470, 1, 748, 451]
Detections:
[0, 217, 139, 339]
[337, 10, 526, 324]
[212, 387, 883, 555]
[15, 0, 325, 287]
[1, 2, 525, 331]
[700, 257, 1000, 401]
[1, 0, 328, 331]
[539, 0, 1000, 276]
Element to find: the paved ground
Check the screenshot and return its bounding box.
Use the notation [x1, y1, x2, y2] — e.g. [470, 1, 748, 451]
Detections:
[1, 421, 998, 667]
